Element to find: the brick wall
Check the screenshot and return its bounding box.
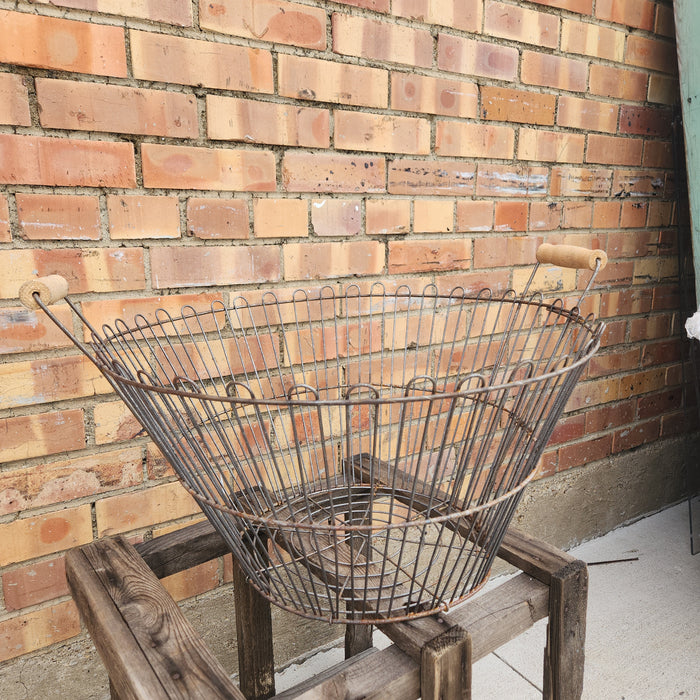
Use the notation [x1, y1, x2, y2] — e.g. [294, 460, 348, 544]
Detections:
[0, 0, 686, 664]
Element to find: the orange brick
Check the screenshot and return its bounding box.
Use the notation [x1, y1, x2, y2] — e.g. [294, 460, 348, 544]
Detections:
[612, 169, 665, 198]
[630, 314, 671, 343]
[142, 144, 275, 191]
[550, 167, 612, 197]
[95, 481, 199, 536]
[589, 65, 648, 101]
[207, 96, 329, 148]
[529, 202, 562, 231]
[333, 14, 432, 68]
[0, 601, 80, 663]
[107, 195, 180, 240]
[0, 195, 9, 242]
[0, 447, 142, 516]
[413, 199, 454, 233]
[586, 135, 643, 166]
[480, 86, 556, 126]
[389, 239, 470, 274]
[518, 128, 585, 163]
[0, 10, 126, 76]
[619, 368, 666, 400]
[150, 246, 280, 289]
[283, 153, 385, 193]
[655, 4, 675, 38]
[187, 198, 249, 239]
[456, 201, 494, 232]
[200, 0, 326, 49]
[438, 34, 518, 81]
[393, 0, 482, 32]
[476, 164, 548, 197]
[561, 17, 625, 61]
[521, 51, 587, 92]
[389, 160, 475, 196]
[436, 121, 514, 160]
[0, 134, 135, 187]
[16, 193, 101, 241]
[435, 270, 511, 297]
[366, 199, 410, 235]
[562, 202, 592, 229]
[599, 289, 651, 317]
[2, 556, 68, 611]
[473, 235, 540, 268]
[0, 410, 84, 465]
[94, 400, 145, 445]
[494, 201, 528, 232]
[620, 201, 649, 228]
[253, 198, 308, 238]
[278, 54, 388, 108]
[284, 241, 384, 280]
[592, 201, 621, 229]
[619, 106, 672, 138]
[595, 0, 655, 30]
[567, 376, 620, 411]
[0, 73, 31, 126]
[162, 559, 220, 602]
[557, 96, 618, 133]
[528, 0, 592, 13]
[335, 111, 430, 155]
[130, 30, 273, 93]
[391, 73, 478, 118]
[485, 2, 559, 49]
[31, 0, 193, 25]
[647, 201, 673, 228]
[311, 199, 361, 237]
[0, 305, 73, 355]
[647, 75, 678, 105]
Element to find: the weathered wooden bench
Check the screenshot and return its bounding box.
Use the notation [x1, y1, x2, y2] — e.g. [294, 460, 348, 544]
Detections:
[65, 519, 587, 700]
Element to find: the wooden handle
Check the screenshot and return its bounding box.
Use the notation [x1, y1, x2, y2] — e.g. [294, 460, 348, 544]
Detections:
[536, 244, 607, 271]
[19, 275, 70, 309]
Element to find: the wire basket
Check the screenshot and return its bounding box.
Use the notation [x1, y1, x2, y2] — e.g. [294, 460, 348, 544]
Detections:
[20, 244, 606, 623]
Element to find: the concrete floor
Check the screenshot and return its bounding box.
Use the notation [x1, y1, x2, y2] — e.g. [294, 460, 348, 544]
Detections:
[276, 501, 700, 699]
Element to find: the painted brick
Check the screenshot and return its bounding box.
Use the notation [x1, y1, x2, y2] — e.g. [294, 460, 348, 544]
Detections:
[2, 557, 68, 612]
[393, 0, 482, 32]
[108, 195, 181, 240]
[253, 198, 309, 238]
[187, 199, 249, 240]
[0, 73, 31, 126]
[95, 481, 199, 536]
[456, 201, 494, 232]
[0, 505, 93, 567]
[388, 239, 470, 274]
[0, 10, 126, 77]
[595, 0, 655, 31]
[592, 202, 621, 229]
[200, 0, 326, 49]
[589, 65, 648, 101]
[529, 202, 562, 231]
[333, 14, 432, 68]
[612, 170, 666, 198]
[278, 55, 388, 108]
[142, 144, 275, 192]
[550, 167, 612, 197]
[0, 601, 80, 663]
[494, 202, 529, 232]
[284, 241, 384, 280]
[0, 305, 73, 355]
[476, 165, 549, 198]
[335, 111, 430, 155]
[521, 52, 587, 92]
[518, 128, 585, 163]
[562, 202, 592, 229]
[620, 201, 649, 229]
[480, 86, 556, 126]
[438, 35, 519, 81]
[16, 194, 101, 241]
[655, 4, 675, 38]
[0, 410, 84, 465]
[0, 195, 9, 242]
[436, 121, 514, 160]
[587, 135, 643, 166]
[626, 35, 677, 74]
[150, 246, 280, 289]
[561, 18, 624, 62]
[0, 447, 142, 516]
[527, 0, 592, 13]
[647, 75, 678, 106]
[31, 0, 193, 26]
[162, 559, 220, 602]
[0, 134, 136, 187]
[557, 96, 618, 133]
[389, 160, 475, 196]
[283, 153, 385, 193]
[473, 235, 539, 268]
[619, 106, 672, 138]
[391, 73, 478, 119]
[130, 30, 273, 93]
[311, 199, 362, 237]
[366, 199, 411, 235]
[484, 2, 559, 49]
[413, 200, 454, 233]
[207, 96, 329, 148]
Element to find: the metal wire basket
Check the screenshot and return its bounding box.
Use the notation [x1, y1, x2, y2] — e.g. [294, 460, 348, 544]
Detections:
[20, 243, 606, 624]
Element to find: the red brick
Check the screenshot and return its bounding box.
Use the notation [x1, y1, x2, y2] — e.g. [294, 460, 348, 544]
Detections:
[613, 419, 660, 453]
[619, 368, 666, 400]
[108, 195, 180, 240]
[626, 35, 677, 74]
[16, 193, 100, 241]
[336, 111, 430, 155]
[0, 10, 126, 76]
[413, 200, 454, 233]
[438, 35, 519, 81]
[558, 435, 612, 471]
[476, 165, 548, 197]
[550, 167, 612, 197]
[655, 4, 675, 38]
[333, 14, 432, 68]
[253, 198, 308, 238]
[436, 121, 514, 160]
[637, 388, 681, 420]
[562, 202, 592, 229]
[592, 202, 621, 229]
[187, 199, 249, 240]
[150, 246, 280, 289]
[630, 314, 672, 343]
[612, 170, 666, 198]
[589, 65, 648, 101]
[435, 270, 511, 297]
[366, 199, 410, 235]
[283, 153, 385, 193]
[0, 305, 73, 355]
[518, 128, 585, 163]
[162, 559, 220, 602]
[393, 0, 482, 32]
[142, 144, 275, 192]
[312, 199, 361, 237]
[584, 401, 635, 433]
[480, 86, 556, 126]
[561, 18, 625, 61]
[0, 73, 31, 126]
[473, 235, 540, 268]
[586, 135, 643, 166]
[619, 106, 672, 138]
[278, 55, 388, 108]
[388, 239, 470, 274]
[529, 202, 562, 231]
[31, 0, 192, 25]
[130, 30, 273, 93]
[595, 0, 655, 30]
[588, 348, 640, 378]
[557, 96, 618, 133]
[389, 160, 475, 196]
[0, 134, 135, 187]
[2, 557, 68, 612]
[527, 0, 592, 13]
[549, 413, 586, 446]
[647, 201, 673, 228]
[521, 52, 587, 92]
[392, 73, 478, 118]
[647, 75, 678, 105]
[456, 201, 494, 232]
[620, 201, 649, 229]
[200, 0, 326, 49]
[207, 95, 329, 148]
[599, 288, 651, 317]
[494, 202, 528, 232]
[485, 2, 559, 49]
[0, 410, 84, 465]
[284, 241, 384, 280]
[0, 195, 9, 242]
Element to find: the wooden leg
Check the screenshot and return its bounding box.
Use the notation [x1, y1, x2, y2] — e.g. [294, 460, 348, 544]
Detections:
[421, 625, 472, 700]
[345, 623, 374, 659]
[543, 559, 588, 700]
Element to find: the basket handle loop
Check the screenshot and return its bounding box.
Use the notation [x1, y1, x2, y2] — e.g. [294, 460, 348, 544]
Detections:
[19, 275, 70, 310]
[536, 244, 607, 271]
